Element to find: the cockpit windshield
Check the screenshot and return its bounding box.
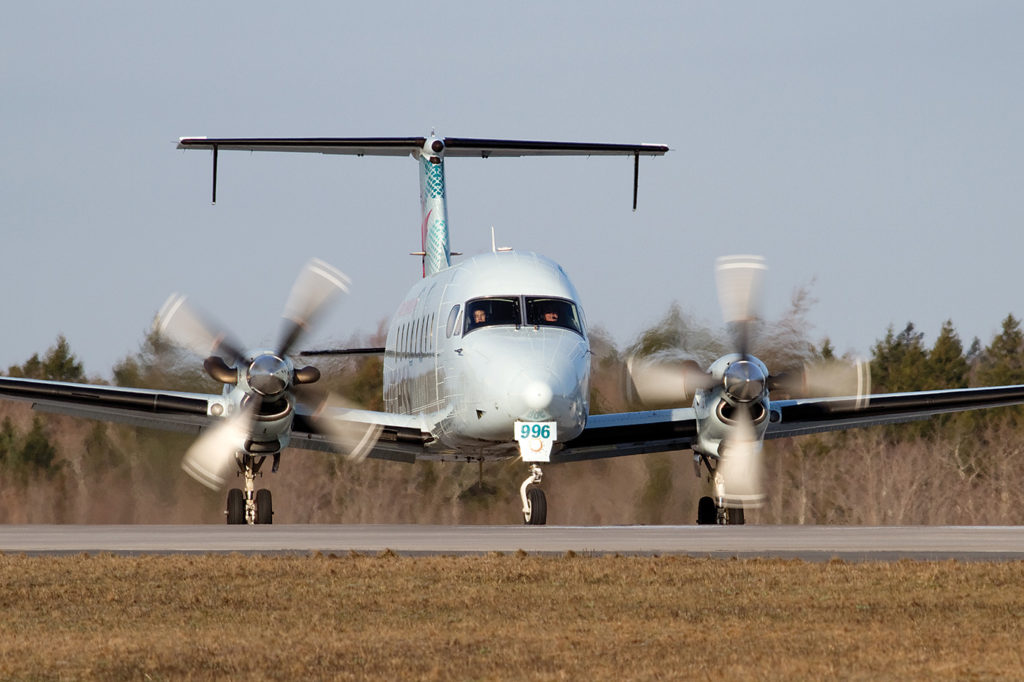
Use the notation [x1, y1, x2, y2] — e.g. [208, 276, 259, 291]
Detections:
[525, 297, 583, 334]
[464, 297, 521, 333]
[463, 296, 584, 336]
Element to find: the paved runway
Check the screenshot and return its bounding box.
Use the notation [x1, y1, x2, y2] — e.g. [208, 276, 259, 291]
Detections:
[2, 525, 1024, 560]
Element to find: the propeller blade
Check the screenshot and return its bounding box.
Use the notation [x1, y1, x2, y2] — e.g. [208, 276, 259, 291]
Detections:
[278, 259, 351, 356]
[155, 294, 245, 365]
[303, 392, 383, 462]
[625, 355, 714, 406]
[769, 358, 872, 406]
[181, 406, 253, 490]
[802, 358, 871, 407]
[716, 408, 766, 508]
[715, 255, 766, 358]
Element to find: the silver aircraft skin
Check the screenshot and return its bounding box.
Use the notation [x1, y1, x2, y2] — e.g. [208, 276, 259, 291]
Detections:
[4, 133, 1024, 526]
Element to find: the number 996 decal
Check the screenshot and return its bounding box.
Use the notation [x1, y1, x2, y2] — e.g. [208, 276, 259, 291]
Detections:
[514, 421, 557, 463]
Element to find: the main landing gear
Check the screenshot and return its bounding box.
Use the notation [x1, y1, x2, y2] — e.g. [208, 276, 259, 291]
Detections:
[225, 453, 274, 525]
[520, 464, 547, 525]
[694, 453, 745, 525]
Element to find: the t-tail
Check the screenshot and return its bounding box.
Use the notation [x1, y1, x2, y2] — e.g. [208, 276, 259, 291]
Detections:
[418, 136, 451, 277]
[176, 134, 669, 277]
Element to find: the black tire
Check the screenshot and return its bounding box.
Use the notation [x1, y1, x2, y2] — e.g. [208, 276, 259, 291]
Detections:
[524, 487, 547, 526]
[226, 488, 245, 525]
[727, 507, 745, 525]
[697, 496, 717, 525]
[255, 489, 273, 525]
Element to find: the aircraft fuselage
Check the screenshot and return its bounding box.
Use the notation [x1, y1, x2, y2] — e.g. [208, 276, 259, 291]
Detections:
[383, 250, 590, 457]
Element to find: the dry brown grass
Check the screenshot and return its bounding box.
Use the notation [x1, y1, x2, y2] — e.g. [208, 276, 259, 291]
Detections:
[1, 554, 1023, 680]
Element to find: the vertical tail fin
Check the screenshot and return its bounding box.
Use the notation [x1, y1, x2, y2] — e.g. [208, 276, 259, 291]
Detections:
[418, 137, 451, 277]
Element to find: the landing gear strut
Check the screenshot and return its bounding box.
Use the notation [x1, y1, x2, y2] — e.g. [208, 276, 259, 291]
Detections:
[520, 464, 547, 525]
[694, 453, 745, 525]
[225, 453, 273, 525]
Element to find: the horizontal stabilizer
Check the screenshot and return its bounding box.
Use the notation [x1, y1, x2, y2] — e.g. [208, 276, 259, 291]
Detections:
[177, 136, 668, 157]
[178, 135, 669, 207]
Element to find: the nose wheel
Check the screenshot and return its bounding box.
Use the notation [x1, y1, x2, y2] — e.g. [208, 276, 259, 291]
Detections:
[520, 464, 547, 525]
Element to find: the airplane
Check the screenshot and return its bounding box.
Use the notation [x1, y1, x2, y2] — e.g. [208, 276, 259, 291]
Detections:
[3, 133, 1024, 526]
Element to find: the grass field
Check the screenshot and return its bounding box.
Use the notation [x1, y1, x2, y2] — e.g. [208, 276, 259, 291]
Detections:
[1, 553, 1023, 680]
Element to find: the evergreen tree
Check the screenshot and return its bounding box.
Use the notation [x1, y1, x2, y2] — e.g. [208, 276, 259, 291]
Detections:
[6, 334, 85, 382]
[818, 338, 836, 361]
[0, 417, 16, 466]
[870, 322, 929, 392]
[928, 320, 968, 389]
[976, 314, 1024, 387]
[19, 417, 57, 472]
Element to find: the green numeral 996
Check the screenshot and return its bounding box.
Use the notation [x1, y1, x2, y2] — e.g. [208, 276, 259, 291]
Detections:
[521, 424, 551, 439]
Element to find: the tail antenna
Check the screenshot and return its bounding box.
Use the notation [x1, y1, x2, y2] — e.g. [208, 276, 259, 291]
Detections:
[491, 226, 512, 253]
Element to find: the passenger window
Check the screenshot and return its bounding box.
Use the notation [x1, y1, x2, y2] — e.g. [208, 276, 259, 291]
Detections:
[464, 297, 521, 334]
[525, 297, 583, 335]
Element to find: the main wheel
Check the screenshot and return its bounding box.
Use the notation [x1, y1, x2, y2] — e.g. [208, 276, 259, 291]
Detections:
[226, 488, 245, 525]
[697, 496, 717, 525]
[255, 489, 273, 525]
[523, 487, 547, 525]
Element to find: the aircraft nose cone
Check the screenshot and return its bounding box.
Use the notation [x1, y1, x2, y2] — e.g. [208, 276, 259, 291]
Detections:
[523, 380, 554, 410]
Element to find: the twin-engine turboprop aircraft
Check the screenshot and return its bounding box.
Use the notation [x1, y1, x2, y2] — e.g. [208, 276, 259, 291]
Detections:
[3, 133, 1024, 526]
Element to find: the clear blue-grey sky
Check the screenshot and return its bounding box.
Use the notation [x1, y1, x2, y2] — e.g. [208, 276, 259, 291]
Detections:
[3, 2, 1023, 377]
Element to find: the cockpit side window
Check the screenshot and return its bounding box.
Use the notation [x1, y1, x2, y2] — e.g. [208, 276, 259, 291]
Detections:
[525, 297, 584, 335]
[464, 297, 520, 334]
[446, 304, 461, 338]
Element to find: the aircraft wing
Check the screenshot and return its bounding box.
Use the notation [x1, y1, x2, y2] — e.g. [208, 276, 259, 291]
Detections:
[765, 384, 1024, 439]
[0, 376, 433, 464]
[554, 384, 1024, 462]
[0, 376, 217, 434]
[553, 408, 698, 462]
[290, 407, 432, 464]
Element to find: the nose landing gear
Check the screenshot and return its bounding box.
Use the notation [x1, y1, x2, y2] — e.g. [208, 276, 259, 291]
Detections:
[520, 464, 547, 525]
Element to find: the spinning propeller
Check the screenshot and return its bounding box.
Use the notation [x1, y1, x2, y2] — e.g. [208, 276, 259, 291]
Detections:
[626, 255, 870, 510]
[708, 255, 769, 508]
[156, 258, 381, 490]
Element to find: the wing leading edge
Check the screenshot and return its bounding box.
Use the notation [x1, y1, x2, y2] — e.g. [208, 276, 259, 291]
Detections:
[766, 384, 1024, 439]
[0, 377, 433, 464]
[556, 385, 1024, 462]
